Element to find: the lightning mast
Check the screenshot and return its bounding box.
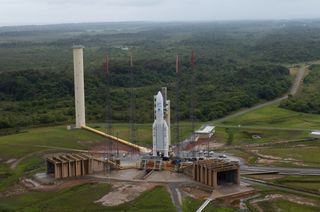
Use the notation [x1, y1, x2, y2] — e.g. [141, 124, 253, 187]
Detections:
[175, 55, 181, 157]
[190, 50, 196, 139]
[190, 50, 197, 158]
[129, 53, 137, 146]
[104, 54, 113, 158]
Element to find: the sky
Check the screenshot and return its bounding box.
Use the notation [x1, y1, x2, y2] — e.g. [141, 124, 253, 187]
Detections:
[1, 0, 320, 26]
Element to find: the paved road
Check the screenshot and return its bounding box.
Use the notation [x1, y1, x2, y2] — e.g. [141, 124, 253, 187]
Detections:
[242, 178, 320, 198]
[241, 166, 320, 176]
[212, 66, 306, 124]
[168, 183, 182, 212]
[215, 124, 313, 131]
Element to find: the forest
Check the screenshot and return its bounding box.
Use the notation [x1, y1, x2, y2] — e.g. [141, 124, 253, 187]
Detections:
[1, 20, 320, 130]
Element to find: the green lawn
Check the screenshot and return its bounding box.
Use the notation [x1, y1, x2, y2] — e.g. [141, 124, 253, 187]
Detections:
[203, 200, 235, 212]
[0, 183, 111, 211]
[260, 146, 320, 167]
[220, 127, 308, 145]
[274, 176, 320, 193]
[227, 139, 320, 168]
[0, 156, 44, 192]
[107, 186, 176, 212]
[182, 196, 235, 212]
[0, 184, 176, 212]
[0, 126, 105, 160]
[248, 185, 320, 212]
[182, 196, 203, 212]
[246, 175, 320, 194]
[257, 199, 320, 212]
[221, 103, 320, 130]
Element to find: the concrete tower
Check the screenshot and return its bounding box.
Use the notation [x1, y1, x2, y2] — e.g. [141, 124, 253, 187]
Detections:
[73, 45, 86, 128]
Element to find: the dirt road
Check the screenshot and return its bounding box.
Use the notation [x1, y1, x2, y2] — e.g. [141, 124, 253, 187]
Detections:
[213, 66, 307, 123]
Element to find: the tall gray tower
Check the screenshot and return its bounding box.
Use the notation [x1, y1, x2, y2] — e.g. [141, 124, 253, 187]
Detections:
[73, 45, 86, 128]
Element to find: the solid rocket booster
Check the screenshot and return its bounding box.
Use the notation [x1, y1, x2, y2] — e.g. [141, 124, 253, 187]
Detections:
[152, 91, 169, 157]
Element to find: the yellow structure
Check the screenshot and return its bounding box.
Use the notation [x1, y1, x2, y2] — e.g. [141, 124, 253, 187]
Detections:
[81, 125, 150, 153]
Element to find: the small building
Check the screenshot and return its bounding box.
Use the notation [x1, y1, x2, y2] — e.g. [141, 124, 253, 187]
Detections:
[46, 153, 109, 179]
[191, 159, 240, 189]
[194, 125, 215, 141]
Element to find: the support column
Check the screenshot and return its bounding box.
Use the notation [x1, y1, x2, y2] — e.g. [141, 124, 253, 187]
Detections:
[201, 167, 205, 184]
[209, 169, 212, 187]
[73, 45, 86, 128]
[204, 167, 208, 185]
[213, 171, 217, 189]
[81, 160, 85, 175]
[236, 168, 240, 185]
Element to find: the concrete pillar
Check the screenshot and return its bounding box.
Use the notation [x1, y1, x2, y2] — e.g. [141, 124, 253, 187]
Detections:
[204, 167, 208, 185]
[236, 168, 240, 185]
[68, 162, 71, 177]
[76, 161, 81, 176]
[213, 171, 217, 189]
[209, 169, 212, 187]
[201, 167, 205, 184]
[81, 160, 85, 175]
[54, 164, 61, 179]
[73, 45, 86, 128]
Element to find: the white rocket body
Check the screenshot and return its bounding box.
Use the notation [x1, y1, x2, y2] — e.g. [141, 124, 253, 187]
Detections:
[152, 91, 169, 157]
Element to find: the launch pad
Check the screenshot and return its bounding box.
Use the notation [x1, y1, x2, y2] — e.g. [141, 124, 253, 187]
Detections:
[53, 45, 242, 190]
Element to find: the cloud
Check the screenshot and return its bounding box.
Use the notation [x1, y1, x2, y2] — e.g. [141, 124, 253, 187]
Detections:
[1, 0, 320, 26]
[47, 0, 166, 7]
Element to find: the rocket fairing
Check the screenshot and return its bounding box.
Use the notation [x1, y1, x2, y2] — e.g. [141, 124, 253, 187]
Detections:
[152, 91, 169, 157]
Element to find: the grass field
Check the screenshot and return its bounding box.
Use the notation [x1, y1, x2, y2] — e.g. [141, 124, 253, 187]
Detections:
[0, 126, 105, 160]
[182, 196, 203, 212]
[247, 175, 320, 194]
[247, 184, 320, 212]
[0, 184, 175, 212]
[0, 183, 111, 211]
[256, 200, 320, 212]
[226, 138, 320, 168]
[221, 103, 320, 130]
[259, 145, 320, 167]
[182, 196, 236, 212]
[217, 127, 309, 146]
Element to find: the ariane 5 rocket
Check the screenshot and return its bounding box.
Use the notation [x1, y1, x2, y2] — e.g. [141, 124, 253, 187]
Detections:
[152, 91, 169, 157]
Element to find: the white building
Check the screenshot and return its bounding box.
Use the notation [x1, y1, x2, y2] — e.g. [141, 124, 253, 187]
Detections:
[194, 125, 215, 141]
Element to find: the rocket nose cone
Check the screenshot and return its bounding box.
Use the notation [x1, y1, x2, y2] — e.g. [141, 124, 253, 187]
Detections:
[156, 91, 163, 102]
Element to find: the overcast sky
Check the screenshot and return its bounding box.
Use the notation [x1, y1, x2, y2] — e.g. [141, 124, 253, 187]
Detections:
[1, 0, 320, 26]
